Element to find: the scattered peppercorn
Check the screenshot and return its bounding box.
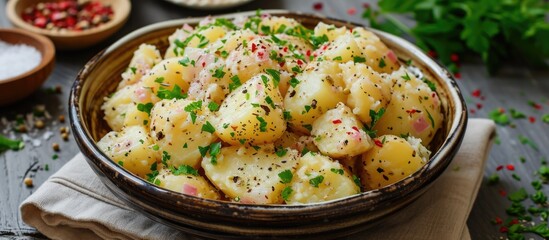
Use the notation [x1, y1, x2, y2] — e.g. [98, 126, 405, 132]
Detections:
[61, 132, 69, 141]
[52, 142, 60, 151]
[34, 119, 45, 129]
[24, 177, 33, 187]
[58, 115, 65, 123]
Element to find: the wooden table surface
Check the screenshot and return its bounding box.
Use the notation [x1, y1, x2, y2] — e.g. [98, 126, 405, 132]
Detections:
[1, 0, 548, 239]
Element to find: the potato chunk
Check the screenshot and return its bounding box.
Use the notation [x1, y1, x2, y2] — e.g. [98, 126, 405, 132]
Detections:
[313, 22, 348, 42]
[320, 32, 366, 63]
[284, 62, 346, 133]
[215, 74, 286, 145]
[153, 168, 220, 200]
[150, 99, 217, 168]
[202, 145, 300, 204]
[359, 135, 430, 190]
[373, 68, 443, 145]
[286, 153, 359, 204]
[97, 126, 158, 178]
[311, 103, 373, 158]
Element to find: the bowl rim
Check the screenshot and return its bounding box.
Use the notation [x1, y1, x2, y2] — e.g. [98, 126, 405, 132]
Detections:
[0, 27, 55, 84]
[70, 9, 467, 215]
[5, 0, 131, 38]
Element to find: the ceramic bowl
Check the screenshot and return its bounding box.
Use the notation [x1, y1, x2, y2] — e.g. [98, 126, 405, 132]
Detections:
[70, 10, 467, 239]
[6, 0, 131, 50]
[0, 28, 55, 106]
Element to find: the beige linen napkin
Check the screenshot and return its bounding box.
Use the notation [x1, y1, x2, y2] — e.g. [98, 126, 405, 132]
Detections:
[20, 119, 495, 240]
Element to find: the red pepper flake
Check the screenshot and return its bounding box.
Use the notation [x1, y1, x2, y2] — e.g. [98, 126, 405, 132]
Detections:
[427, 50, 437, 58]
[454, 72, 461, 79]
[506, 164, 515, 171]
[202, 62, 206, 67]
[283, 46, 288, 52]
[499, 226, 508, 233]
[322, 45, 328, 50]
[306, 50, 311, 57]
[529, 116, 536, 123]
[374, 139, 383, 147]
[450, 54, 459, 62]
[406, 109, 418, 116]
[297, 59, 303, 66]
[509, 219, 519, 225]
[251, 43, 257, 52]
[278, 61, 285, 68]
[347, 7, 357, 15]
[476, 103, 483, 109]
[352, 126, 359, 132]
[257, 51, 264, 58]
[472, 89, 482, 98]
[496, 165, 503, 171]
[312, 2, 323, 11]
[332, 119, 342, 124]
[230, 125, 238, 131]
[499, 189, 507, 197]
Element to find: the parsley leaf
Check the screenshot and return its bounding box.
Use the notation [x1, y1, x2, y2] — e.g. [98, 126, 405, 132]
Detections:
[309, 175, 324, 188]
[171, 165, 199, 176]
[278, 170, 293, 184]
[201, 121, 216, 133]
[281, 186, 293, 202]
[137, 103, 154, 116]
[157, 84, 187, 100]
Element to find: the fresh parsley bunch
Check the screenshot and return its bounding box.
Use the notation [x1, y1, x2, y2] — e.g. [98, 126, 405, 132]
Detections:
[363, 0, 549, 74]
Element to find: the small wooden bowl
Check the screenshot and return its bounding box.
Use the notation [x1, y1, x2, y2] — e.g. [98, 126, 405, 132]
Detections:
[6, 0, 131, 50]
[0, 28, 55, 106]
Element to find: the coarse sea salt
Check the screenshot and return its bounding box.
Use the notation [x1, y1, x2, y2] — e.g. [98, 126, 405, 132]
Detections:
[0, 40, 42, 81]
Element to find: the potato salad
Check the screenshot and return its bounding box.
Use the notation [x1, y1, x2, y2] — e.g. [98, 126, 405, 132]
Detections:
[98, 12, 443, 204]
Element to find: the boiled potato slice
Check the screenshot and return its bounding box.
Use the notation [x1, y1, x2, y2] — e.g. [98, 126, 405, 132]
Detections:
[374, 68, 443, 145]
[286, 152, 359, 204]
[215, 74, 286, 145]
[352, 27, 400, 73]
[153, 168, 220, 200]
[274, 131, 319, 153]
[168, 25, 228, 58]
[311, 103, 373, 158]
[202, 145, 300, 204]
[119, 44, 162, 89]
[102, 85, 137, 131]
[97, 126, 158, 178]
[150, 99, 217, 169]
[359, 135, 430, 190]
[208, 29, 256, 55]
[284, 64, 346, 134]
[141, 57, 191, 103]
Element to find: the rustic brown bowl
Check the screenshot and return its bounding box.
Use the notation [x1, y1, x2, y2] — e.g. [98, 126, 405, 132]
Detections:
[69, 10, 467, 239]
[6, 0, 131, 50]
[0, 28, 55, 106]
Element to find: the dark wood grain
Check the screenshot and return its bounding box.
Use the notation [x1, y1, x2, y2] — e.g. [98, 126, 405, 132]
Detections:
[1, 0, 548, 239]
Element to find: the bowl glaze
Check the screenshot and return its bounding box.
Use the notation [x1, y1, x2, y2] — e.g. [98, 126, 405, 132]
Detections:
[0, 28, 55, 106]
[69, 10, 467, 239]
[6, 0, 131, 50]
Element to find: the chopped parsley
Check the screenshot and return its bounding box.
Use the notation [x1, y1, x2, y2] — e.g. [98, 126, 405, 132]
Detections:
[212, 67, 226, 78]
[309, 175, 324, 187]
[208, 102, 220, 112]
[378, 58, 386, 68]
[353, 56, 366, 63]
[256, 116, 267, 132]
[278, 170, 293, 184]
[157, 84, 187, 100]
[332, 56, 343, 61]
[209, 142, 222, 165]
[275, 148, 287, 157]
[401, 72, 411, 81]
[171, 165, 199, 176]
[137, 102, 154, 116]
[281, 186, 293, 202]
[229, 75, 242, 92]
[201, 121, 216, 133]
[265, 69, 280, 87]
[161, 151, 171, 166]
[289, 77, 300, 88]
[330, 168, 344, 175]
[310, 34, 329, 49]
